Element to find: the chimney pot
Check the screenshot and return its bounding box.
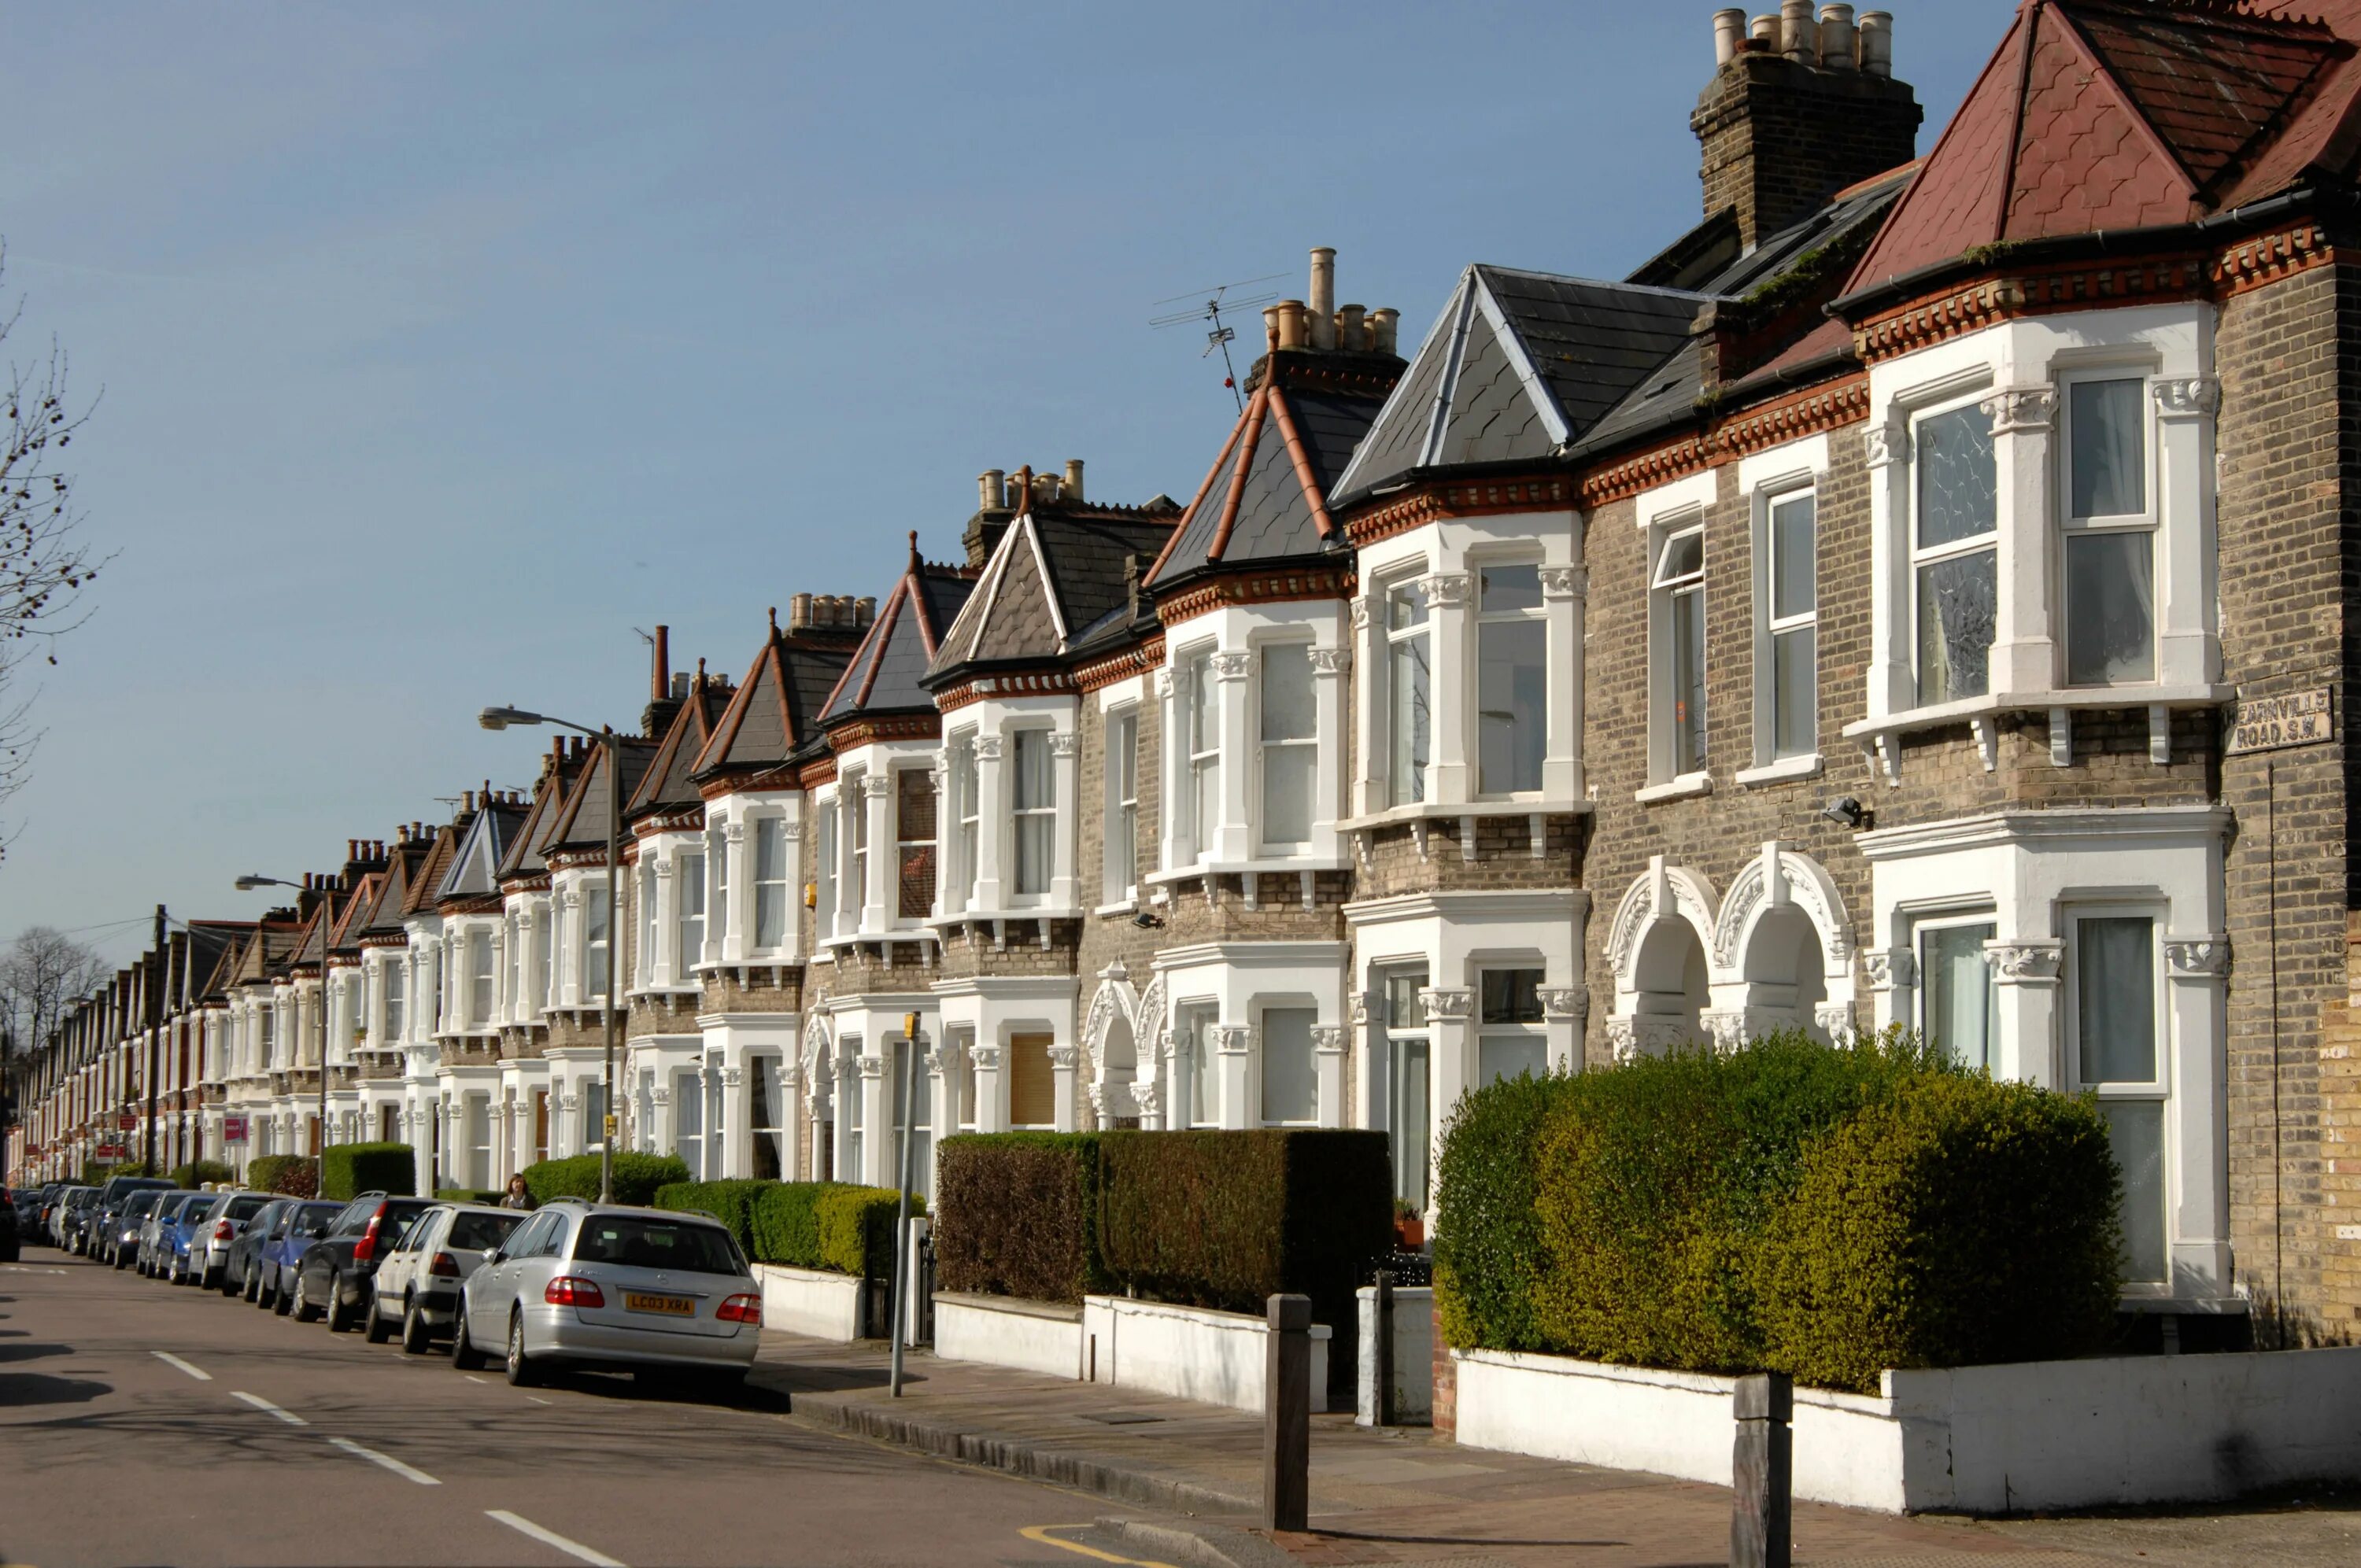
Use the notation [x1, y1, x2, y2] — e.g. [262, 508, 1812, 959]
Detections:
[978, 469, 1004, 511]
[671, 670, 689, 700]
[1336, 303, 1366, 352]
[1306, 248, 1336, 350]
[1713, 7, 1747, 65]
[1275, 300, 1308, 351]
[1262, 305, 1280, 352]
[1750, 13, 1777, 46]
[1819, 4, 1857, 68]
[651, 625, 670, 703]
[855, 596, 877, 625]
[1780, 0, 1816, 64]
[1857, 9, 1892, 76]
[1062, 459, 1084, 504]
[789, 592, 812, 631]
[1370, 308, 1399, 356]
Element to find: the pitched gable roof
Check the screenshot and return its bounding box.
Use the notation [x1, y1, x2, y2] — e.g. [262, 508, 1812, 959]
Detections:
[1147, 351, 1398, 591]
[329, 873, 381, 954]
[1846, 1, 2359, 291]
[541, 736, 656, 854]
[401, 819, 466, 918]
[629, 672, 733, 817]
[1332, 265, 1705, 507]
[693, 614, 857, 784]
[819, 551, 977, 729]
[931, 500, 1177, 678]
[497, 743, 589, 884]
[438, 799, 530, 903]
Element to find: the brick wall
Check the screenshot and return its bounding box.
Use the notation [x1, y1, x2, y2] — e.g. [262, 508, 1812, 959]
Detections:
[1690, 54, 1919, 246]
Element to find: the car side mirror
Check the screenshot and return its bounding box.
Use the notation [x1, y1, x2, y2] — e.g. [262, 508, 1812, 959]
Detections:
[482, 1248, 503, 1266]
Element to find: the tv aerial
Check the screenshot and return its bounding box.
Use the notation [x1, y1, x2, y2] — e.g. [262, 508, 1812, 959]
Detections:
[1150, 272, 1286, 413]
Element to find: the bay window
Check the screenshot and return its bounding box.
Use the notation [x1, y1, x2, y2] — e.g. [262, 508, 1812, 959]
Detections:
[467, 928, 493, 1028]
[677, 849, 705, 975]
[1106, 710, 1138, 903]
[2062, 375, 2155, 685]
[1381, 970, 1431, 1212]
[585, 886, 611, 1002]
[848, 774, 869, 925]
[753, 816, 789, 950]
[748, 1054, 784, 1180]
[1184, 651, 1219, 858]
[534, 907, 552, 1010]
[1259, 644, 1316, 848]
[382, 964, 405, 1041]
[1911, 401, 1997, 704]
[896, 768, 936, 919]
[1476, 563, 1545, 795]
[637, 864, 657, 987]
[1173, 1002, 1217, 1127]
[2071, 912, 2167, 1285]
[1763, 492, 1816, 761]
[952, 741, 980, 909]
[1012, 731, 1055, 898]
[1916, 917, 1997, 1072]
[1478, 968, 1546, 1086]
[707, 826, 727, 962]
[1652, 526, 1706, 777]
[815, 794, 837, 939]
[1384, 582, 1429, 806]
[1258, 1006, 1317, 1125]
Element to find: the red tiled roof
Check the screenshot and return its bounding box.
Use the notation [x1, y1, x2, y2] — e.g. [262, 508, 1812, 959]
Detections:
[1848, 1, 2358, 290]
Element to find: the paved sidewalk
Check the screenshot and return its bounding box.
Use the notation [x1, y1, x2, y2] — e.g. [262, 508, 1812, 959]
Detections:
[746, 1330, 2360, 1568]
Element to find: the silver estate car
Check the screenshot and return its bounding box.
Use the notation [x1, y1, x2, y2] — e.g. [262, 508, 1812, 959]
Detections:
[368, 1203, 523, 1352]
[452, 1201, 761, 1389]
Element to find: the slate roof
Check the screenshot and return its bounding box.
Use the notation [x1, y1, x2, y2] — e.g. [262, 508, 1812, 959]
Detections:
[1147, 350, 1398, 592]
[438, 798, 530, 903]
[400, 817, 467, 919]
[329, 873, 381, 955]
[541, 736, 657, 855]
[628, 673, 733, 817]
[1846, 0, 2361, 293]
[359, 843, 430, 938]
[932, 501, 1177, 678]
[188, 921, 257, 1003]
[819, 548, 977, 728]
[693, 614, 857, 784]
[497, 744, 589, 884]
[1331, 267, 1705, 507]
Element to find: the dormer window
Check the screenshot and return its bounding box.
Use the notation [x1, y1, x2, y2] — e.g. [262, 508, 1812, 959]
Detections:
[1911, 400, 1997, 704]
[1385, 582, 1430, 806]
[753, 816, 790, 949]
[1012, 731, 1055, 898]
[1259, 643, 1316, 849]
[2062, 375, 2154, 685]
[1476, 563, 1545, 795]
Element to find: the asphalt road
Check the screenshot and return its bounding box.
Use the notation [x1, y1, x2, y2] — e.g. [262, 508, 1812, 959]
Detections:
[0, 1251, 1188, 1568]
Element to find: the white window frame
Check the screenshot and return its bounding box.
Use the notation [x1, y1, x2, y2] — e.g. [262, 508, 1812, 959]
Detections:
[1181, 647, 1220, 863]
[1751, 481, 1819, 772]
[845, 771, 869, 932]
[1254, 1000, 1320, 1127]
[1476, 965, 1547, 1087]
[1009, 728, 1056, 904]
[637, 861, 658, 988]
[2056, 367, 2159, 689]
[1172, 1000, 1220, 1129]
[1472, 555, 1547, 800]
[1381, 577, 1430, 808]
[1907, 390, 2001, 708]
[1646, 515, 1708, 788]
[893, 765, 937, 924]
[704, 825, 727, 965]
[2064, 903, 2171, 1289]
[752, 814, 791, 954]
[1255, 638, 1318, 854]
[467, 927, 494, 1030]
[815, 788, 838, 943]
[382, 962, 405, 1041]
[1103, 707, 1139, 906]
[950, 734, 981, 913]
[676, 847, 706, 980]
[1911, 909, 1998, 1073]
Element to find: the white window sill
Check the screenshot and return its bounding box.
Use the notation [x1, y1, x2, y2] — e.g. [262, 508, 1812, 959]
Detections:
[1735, 754, 1823, 788]
[1842, 684, 2234, 743]
[1336, 799, 1587, 832]
[1635, 772, 1713, 805]
[1093, 898, 1139, 919]
[1144, 857, 1351, 886]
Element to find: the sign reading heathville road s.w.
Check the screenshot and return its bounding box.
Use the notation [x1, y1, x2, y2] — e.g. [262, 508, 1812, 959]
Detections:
[2229, 688, 2333, 755]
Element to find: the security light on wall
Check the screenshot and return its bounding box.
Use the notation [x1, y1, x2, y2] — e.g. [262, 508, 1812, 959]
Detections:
[1821, 795, 1867, 830]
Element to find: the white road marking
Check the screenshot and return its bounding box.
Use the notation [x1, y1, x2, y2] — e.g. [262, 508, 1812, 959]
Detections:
[1, 1264, 68, 1275]
[230, 1391, 307, 1426]
[487, 1510, 628, 1568]
[526, 1396, 552, 1405]
[463, 1374, 486, 1384]
[151, 1351, 212, 1382]
[327, 1436, 439, 1486]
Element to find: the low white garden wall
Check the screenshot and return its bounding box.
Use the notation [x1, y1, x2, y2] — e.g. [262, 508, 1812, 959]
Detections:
[935, 1291, 1083, 1379]
[753, 1263, 866, 1342]
[1081, 1295, 1328, 1415]
[1355, 1284, 1433, 1426]
[1452, 1343, 2361, 1514]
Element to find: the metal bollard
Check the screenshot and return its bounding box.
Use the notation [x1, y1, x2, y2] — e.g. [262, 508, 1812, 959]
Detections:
[1731, 1371, 1793, 1568]
[1373, 1269, 1395, 1428]
[1264, 1293, 1313, 1533]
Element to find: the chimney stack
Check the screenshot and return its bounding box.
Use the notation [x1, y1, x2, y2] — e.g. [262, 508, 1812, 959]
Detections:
[1693, 3, 1919, 246]
[1063, 459, 1084, 504]
[650, 625, 670, 703]
[1370, 308, 1399, 356]
[1307, 247, 1336, 350]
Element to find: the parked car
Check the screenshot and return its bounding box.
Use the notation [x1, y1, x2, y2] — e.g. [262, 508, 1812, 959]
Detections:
[294, 1194, 432, 1331]
[258, 1201, 343, 1312]
[225, 1199, 290, 1296]
[368, 1204, 524, 1352]
[59, 1187, 103, 1253]
[93, 1177, 177, 1266]
[108, 1189, 174, 1269]
[135, 1192, 194, 1275]
[190, 1190, 272, 1292]
[10, 1185, 47, 1239]
[0, 1188, 17, 1263]
[141, 1194, 208, 1284]
[38, 1183, 76, 1245]
[453, 1201, 761, 1389]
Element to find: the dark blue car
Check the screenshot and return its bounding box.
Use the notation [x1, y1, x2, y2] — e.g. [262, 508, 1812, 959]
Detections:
[260, 1201, 342, 1315]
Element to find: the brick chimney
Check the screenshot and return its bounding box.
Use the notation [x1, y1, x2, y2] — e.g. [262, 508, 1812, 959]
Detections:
[1693, 6, 1919, 249]
[641, 623, 682, 737]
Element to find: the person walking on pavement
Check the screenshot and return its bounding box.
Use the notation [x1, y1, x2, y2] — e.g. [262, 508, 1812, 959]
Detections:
[501, 1174, 535, 1211]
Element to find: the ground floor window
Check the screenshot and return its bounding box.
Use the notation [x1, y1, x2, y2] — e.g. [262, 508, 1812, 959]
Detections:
[1916, 917, 1997, 1072]
[748, 1056, 784, 1181]
[466, 1095, 491, 1191]
[379, 1104, 398, 1143]
[1380, 968, 1431, 1212]
[1173, 1002, 1217, 1127]
[1008, 1032, 1055, 1129]
[2071, 911, 2167, 1285]
[674, 1068, 703, 1175]
[1258, 1005, 1317, 1126]
[532, 1090, 549, 1164]
[1478, 968, 1546, 1086]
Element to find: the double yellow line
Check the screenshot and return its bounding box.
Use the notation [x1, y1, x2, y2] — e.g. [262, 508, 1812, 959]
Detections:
[1017, 1524, 1180, 1567]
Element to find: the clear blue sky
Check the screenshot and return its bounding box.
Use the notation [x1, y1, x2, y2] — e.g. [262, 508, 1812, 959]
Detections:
[0, 1, 2015, 967]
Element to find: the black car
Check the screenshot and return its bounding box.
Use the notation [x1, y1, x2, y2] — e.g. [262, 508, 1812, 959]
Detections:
[93, 1176, 178, 1266]
[107, 1189, 175, 1269]
[295, 1194, 432, 1332]
[0, 1188, 18, 1263]
[224, 1198, 290, 1297]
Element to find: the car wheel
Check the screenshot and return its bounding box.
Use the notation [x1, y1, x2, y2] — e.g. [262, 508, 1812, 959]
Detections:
[504, 1311, 539, 1388]
[325, 1275, 355, 1334]
[114, 1248, 131, 1271]
[364, 1289, 394, 1344]
[401, 1297, 431, 1356]
[202, 1267, 222, 1293]
[272, 1273, 294, 1315]
[244, 1267, 262, 1303]
[292, 1275, 321, 1323]
[451, 1309, 486, 1371]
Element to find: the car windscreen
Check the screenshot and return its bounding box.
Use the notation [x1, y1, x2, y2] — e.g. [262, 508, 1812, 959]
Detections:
[446, 1212, 523, 1253]
[125, 1193, 163, 1217]
[167, 1197, 203, 1220]
[292, 1203, 342, 1234]
[570, 1216, 744, 1275]
[226, 1195, 268, 1220]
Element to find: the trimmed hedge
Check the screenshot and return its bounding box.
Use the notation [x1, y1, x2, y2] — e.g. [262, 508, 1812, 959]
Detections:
[520, 1153, 689, 1206]
[1433, 1030, 2123, 1393]
[321, 1142, 415, 1201]
[434, 1188, 502, 1204]
[935, 1133, 1104, 1303]
[654, 1179, 915, 1277]
[170, 1160, 237, 1190]
[934, 1129, 1392, 1340]
[246, 1155, 318, 1197]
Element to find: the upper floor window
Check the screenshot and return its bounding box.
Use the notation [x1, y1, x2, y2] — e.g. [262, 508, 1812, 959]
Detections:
[1106, 710, 1138, 904]
[1012, 732, 1054, 898]
[1652, 526, 1706, 777]
[706, 827, 727, 961]
[753, 817, 789, 950]
[1912, 401, 1997, 705]
[1385, 582, 1430, 806]
[1476, 563, 1545, 795]
[467, 928, 494, 1028]
[896, 769, 936, 919]
[507, 912, 525, 1024]
[949, 741, 980, 909]
[1259, 644, 1316, 849]
[638, 863, 658, 986]
[678, 850, 706, 973]
[534, 909, 552, 1011]
[1184, 651, 1219, 857]
[1761, 491, 1816, 762]
[382, 964, 405, 1040]
[2063, 376, 2154, 685]
[585, 886, 611, 1002]
[815, 796, 837, 939]
[848, 773, 869, 919]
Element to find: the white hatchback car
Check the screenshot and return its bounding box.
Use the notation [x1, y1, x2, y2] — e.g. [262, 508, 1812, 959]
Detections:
[452, 1201, 762, 1390]
[367, 1203, 525, 1353]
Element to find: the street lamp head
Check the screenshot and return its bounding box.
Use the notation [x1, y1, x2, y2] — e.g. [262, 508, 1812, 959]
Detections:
[233, 875, 276, 891]
[479, 705, 542, 732]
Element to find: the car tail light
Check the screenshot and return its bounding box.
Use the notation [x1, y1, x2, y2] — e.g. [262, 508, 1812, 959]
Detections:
[545, 1277, 604, 1308]
[429, 1251, 460, 1278]
[213, 1220, 234, 1241]
[354, 1208, 383, 1265]
[717, 1293, 761, 1326]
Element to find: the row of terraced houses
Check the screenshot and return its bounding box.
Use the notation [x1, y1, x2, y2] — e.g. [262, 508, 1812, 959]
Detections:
[16, 2, 2361, 1343]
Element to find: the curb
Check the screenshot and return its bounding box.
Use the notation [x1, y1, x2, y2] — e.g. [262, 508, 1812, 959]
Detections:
[1097, 1517, 1296, 1568]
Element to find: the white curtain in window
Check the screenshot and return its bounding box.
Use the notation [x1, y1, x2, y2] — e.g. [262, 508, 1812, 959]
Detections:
[2069, 378, 2145, 518]
[754, 817, 788, 948]
[1013, 731, 1054, 895]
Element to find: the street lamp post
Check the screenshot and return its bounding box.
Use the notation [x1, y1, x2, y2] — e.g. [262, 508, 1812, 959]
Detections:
[233, 873, 336, 1179]
[482, 705, 620, 1204]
